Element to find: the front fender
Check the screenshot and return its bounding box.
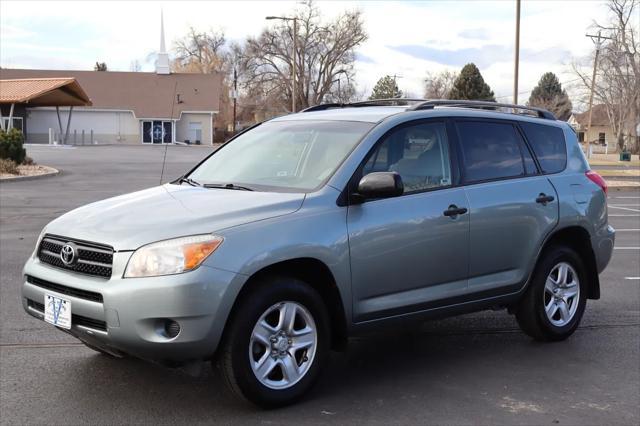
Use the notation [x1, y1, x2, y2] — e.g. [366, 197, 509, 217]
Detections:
[204, 188, 353, 329]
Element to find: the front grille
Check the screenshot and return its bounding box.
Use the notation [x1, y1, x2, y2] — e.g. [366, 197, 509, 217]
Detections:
[27, 299, 107, 332]
[38, 235, 113, 278]
[26, 275, 103, 303]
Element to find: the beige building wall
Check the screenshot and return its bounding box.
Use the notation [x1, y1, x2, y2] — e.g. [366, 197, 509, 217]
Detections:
[26, 109, 139, 144]
[577, 126, 617, 152]
[175, 112, 214, 145]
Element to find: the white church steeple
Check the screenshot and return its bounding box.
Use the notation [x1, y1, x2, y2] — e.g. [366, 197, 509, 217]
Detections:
[155, 10, 170, 75]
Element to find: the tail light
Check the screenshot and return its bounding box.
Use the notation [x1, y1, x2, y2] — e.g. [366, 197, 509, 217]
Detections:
[586, 170, 608, 195]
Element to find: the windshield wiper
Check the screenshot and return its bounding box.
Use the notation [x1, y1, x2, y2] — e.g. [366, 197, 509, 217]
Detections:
[202, 183, 254, 191]
[177, 177, 202, 187]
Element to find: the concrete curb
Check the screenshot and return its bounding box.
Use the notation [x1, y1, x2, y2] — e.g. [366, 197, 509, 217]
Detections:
[0, 166, 60, 183]
[609, 185, 640, 191]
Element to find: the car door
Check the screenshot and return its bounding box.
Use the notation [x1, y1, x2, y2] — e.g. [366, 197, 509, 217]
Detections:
[347, 120, 470, 322]
[453, 119, 559, 296]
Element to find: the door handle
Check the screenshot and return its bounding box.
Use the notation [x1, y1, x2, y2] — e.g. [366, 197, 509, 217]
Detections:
[443, 205, 468, 217]
[536, 193, 555, 205]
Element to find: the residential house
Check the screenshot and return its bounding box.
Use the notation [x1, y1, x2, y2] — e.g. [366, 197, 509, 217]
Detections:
[568, 104, 616, 152]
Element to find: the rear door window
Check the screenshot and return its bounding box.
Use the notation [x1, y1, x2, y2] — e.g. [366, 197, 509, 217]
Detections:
[455, 121, 525, 183]
[520, 122, 567, 174]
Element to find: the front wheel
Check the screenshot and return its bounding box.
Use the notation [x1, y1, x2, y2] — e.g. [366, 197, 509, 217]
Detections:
[217, 277, 330, 407]
[516, 246, 587, 341]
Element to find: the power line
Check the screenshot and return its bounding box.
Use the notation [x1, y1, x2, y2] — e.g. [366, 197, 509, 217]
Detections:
[494, 77, 583, 100]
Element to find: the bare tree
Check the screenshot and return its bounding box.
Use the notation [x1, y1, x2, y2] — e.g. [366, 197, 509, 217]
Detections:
[172, 28, 236, 133]
[424, 70, 458, 99]
[173, 27, 228, 74]
[572, 0, 639, 152]
[239, 1, 367, 112]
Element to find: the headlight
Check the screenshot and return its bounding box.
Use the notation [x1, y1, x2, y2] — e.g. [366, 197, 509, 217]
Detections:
[124, 235, 223, 278]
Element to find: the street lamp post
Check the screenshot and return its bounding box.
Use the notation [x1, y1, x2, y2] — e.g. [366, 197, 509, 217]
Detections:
[266, 15, 298, 113]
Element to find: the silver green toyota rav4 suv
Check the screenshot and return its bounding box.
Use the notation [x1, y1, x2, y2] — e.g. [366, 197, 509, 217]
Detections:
[23, 100, 614, 407]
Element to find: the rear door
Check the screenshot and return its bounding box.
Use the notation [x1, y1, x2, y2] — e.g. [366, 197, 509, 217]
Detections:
[454, 119, 559, 295]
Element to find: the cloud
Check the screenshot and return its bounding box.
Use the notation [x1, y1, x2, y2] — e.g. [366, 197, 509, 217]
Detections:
[388, 44, 572, 70]
[355, 53, 376, 64]
[458, 28, 491, 40]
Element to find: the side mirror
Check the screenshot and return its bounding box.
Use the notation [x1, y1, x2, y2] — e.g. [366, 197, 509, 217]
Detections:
[354, 172, 404, 201]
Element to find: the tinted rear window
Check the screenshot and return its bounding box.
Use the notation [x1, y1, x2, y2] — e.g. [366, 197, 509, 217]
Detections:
[456, 121, 525, 183]
[520, 122, 567, 173]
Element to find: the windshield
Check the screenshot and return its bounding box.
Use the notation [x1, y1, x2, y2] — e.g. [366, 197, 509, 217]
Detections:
[188, 120, 373, 191]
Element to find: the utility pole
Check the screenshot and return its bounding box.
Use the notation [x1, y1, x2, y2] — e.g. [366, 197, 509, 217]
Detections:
[585, 31, 613, 158]
[513, 0, 521, 104]
[232, 68, 238, 133]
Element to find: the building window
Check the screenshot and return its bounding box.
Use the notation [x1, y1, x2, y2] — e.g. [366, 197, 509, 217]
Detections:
[577, 131, 585, 142]
[2, 117, 23, 132]
[598, 133, 605, 144]
[141, 120, 173, 144]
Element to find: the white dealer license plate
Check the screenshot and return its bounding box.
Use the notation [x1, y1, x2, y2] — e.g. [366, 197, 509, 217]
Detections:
[44, 294, 71, 329]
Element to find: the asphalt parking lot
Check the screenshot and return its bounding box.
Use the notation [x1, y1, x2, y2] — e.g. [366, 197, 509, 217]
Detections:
[1, 145, 639, 425]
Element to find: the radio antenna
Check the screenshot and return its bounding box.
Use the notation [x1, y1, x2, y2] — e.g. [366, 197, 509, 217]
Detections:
[159, 80, 179, 184]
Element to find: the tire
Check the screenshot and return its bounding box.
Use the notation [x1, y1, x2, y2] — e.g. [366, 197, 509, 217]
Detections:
[516, 245, 588, 341]
[216, 276, 330, 408]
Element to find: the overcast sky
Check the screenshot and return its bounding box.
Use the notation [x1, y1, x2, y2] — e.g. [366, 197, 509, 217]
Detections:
[1, 0, 608, 107]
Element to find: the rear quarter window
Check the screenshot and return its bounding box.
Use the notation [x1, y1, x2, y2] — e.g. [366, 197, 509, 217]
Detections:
[520, 122, 567, 174]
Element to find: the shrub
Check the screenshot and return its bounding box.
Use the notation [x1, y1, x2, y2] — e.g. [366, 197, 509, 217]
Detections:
[0, 158, 19, 175]
[23, 156, 35, 165]
[0, 128, 26, 165]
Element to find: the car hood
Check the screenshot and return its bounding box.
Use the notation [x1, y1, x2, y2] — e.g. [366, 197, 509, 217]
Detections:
[45, 184, 305, 250]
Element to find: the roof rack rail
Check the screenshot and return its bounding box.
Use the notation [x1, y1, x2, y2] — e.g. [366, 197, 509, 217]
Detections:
[301, 98, 427, 113]
[301, 103, 346, 112]
[410, 100, 556, 120]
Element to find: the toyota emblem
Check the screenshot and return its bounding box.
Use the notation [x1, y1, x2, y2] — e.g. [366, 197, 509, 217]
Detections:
[60, 243, 77, 266]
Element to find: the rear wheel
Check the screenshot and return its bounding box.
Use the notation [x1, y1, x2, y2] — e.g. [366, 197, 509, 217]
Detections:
[516, 246, 587, 341]
[217, 277, 330, 407]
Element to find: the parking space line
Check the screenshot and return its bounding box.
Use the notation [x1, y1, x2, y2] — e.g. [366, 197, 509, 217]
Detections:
[624, 277, 640, 280]
[609, 214, 640, 217]
[609, 206, 640, 212]
[609, 204, 640, 207]
[610, 196, 640, 199]
[616, 229, 640, 232]
[614, 247, 640, 250]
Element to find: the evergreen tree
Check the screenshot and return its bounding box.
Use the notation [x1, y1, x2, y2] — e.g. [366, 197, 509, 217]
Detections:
[94, 62, 108, 71]
[527, 72, 572, 121]
[369, 75, 403, 100]
[448, 63, 495, 101]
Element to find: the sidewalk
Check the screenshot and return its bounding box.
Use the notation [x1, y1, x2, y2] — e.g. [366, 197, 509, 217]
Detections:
[588, 153, 640, 166]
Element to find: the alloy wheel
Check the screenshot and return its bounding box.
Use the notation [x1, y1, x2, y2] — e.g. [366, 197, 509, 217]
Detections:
[249, 301, 317, 390]
[543, 262, 580, 327]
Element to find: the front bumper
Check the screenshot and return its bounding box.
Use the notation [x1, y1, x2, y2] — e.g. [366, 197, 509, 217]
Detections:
[22, 251, 241, 363]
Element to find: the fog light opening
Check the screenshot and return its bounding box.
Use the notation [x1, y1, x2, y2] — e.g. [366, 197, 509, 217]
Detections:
[164, 320, 181, 339]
